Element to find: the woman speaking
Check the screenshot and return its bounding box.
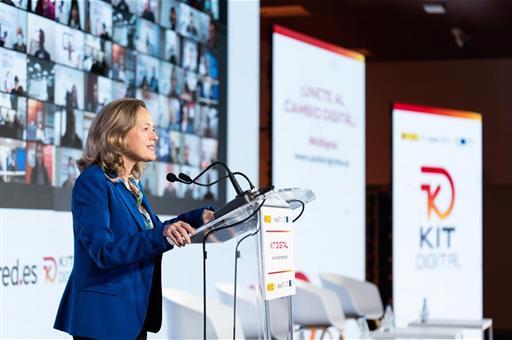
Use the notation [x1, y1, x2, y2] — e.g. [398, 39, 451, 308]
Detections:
[54, 98, 213, 339]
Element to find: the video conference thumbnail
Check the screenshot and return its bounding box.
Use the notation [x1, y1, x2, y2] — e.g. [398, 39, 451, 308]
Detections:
[135, 17, 160, 57]
[83, 33, 112, 77]
[0, 0, 224, 207]
[0, 137, 26, 183]
[56, 0, 86, 31]
[0, 2, 28, 53]
[88, 0, 113, 39]
[0, 93, 26, 140]
[111, 43, 135, 83]
[27, 98, 55, 144]
[0, 48, 27, 94]
[53, 21, 85, 69]
[27, 56, 55, 102]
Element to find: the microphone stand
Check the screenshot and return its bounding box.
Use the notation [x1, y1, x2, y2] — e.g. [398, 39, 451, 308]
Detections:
[166, 162, 273, 340]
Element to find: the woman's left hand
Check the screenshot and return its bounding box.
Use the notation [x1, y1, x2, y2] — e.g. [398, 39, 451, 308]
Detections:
[163, 221, 195, 247]
[202, 209, 214, 224]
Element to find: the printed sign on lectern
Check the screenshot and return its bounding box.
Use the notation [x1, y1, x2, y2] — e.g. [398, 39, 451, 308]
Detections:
[260, 206, 296, 300]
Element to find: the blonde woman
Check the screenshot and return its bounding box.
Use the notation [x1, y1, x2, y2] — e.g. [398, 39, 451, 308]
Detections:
[54, 98, 213, 339]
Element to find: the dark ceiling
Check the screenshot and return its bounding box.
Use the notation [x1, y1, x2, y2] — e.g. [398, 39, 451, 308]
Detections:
[260, 0, 512, 61]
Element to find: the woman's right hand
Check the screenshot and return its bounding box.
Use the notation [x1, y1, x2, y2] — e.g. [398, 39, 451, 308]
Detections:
[163, 221, 196, 247]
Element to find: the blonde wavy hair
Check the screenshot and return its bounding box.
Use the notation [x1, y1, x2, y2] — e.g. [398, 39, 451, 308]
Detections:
[77, 98, 146, 178]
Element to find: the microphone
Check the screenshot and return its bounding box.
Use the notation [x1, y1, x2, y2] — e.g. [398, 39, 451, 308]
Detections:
[173, 171, 255, 189]
[166, 172, 189, 184]
[178, 172, 193, 183]
[166, 161, 256, 218]
[166, 172, 178, 182]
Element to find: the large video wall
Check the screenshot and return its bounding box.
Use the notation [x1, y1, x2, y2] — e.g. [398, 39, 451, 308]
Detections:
[0, 0, 226, 213]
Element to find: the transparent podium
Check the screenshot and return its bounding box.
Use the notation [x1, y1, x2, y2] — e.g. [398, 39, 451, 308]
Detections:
[190, 187, 316, 340]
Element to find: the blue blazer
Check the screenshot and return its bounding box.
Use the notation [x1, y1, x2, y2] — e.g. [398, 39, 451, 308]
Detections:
[54, 165, 206, 339]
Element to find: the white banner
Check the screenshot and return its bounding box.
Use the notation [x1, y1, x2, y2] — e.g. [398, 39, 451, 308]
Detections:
[260, 206, 295, 300]
[0, 209, 73, 338]
[392, 102, 482, 325]
[272, 26, 365, 282]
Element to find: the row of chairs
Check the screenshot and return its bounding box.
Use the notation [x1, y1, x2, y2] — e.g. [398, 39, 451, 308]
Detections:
[162, 272, 384, 339]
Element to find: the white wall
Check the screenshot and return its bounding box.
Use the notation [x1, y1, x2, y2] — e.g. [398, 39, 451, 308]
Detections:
[227, 0, 260, 193]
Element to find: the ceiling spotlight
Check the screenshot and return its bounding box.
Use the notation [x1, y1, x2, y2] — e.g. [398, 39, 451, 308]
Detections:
[423, 2, 446, 14]
[451, 27, 471, 48]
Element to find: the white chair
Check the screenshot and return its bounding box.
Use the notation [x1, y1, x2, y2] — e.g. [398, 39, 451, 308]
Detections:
[162, 287, 245, 339]
[319, 272, 384, 321]
[216, 282, 289, 340]
[293, 279, 345, 340]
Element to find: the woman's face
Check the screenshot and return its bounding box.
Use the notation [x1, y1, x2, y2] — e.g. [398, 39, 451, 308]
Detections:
[123, 107, 158, 165]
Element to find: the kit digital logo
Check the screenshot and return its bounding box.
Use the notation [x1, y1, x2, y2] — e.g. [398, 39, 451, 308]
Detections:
[43, 256, 58, 283]
[44, 255, 73, 284]
[420, 166, 455, 220]
[416, 166, 459, 270]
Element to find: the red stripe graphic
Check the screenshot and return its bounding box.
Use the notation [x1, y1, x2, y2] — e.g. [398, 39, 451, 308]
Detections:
[274, 25, 364, 62]
[268, 270, 293, 275]
[393, 102, 481, 121]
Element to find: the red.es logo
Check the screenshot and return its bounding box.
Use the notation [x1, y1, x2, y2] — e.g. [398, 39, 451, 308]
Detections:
[420, 166, 455, 220]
